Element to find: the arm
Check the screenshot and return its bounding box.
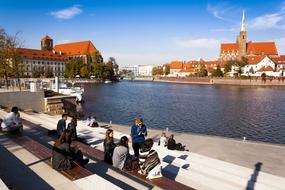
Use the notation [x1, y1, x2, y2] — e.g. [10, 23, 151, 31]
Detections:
[131, 125, 139, 139]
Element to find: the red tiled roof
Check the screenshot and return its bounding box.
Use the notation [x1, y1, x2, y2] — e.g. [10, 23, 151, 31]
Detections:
[42, 35, 52, 40]
[220, 43, 239, 52]
[247, 41, 278, 55]
[246, 55, 265, 65]
[256, 66, 274, 72]
[169, 61, 183, 69]
[16, 48, 67, 61]
[271, 55, 285, 64]
[54, 41, 96, 56]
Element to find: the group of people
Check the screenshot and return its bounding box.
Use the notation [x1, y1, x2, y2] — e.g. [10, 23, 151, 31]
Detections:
[52, 113, 89, 171]
[86, 115, 99, 127]
[1, 108, 186, 179]
[103, 118, 162, 178]
[159, 132, 188, 151]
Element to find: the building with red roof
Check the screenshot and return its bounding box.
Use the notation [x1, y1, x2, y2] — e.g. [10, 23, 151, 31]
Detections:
[16, 35, 97, 77]
[220, 11, 278, 61]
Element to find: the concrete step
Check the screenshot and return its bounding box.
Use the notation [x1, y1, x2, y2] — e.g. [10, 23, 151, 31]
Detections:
[7, 110, 285, 190]
[156, 146, 283, 190]
[153, 145, 285, 190]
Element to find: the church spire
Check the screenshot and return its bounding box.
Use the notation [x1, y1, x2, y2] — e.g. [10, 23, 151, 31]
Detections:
[241, 10, 246, 32]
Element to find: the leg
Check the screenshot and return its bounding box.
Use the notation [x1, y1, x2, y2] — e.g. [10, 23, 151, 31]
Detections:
[132, 142, 141, 157]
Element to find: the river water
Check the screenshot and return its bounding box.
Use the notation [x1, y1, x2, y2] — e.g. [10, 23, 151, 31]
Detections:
[79, 81, 285, 144]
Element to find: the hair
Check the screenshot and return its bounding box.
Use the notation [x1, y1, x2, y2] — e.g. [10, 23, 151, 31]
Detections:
[62, 113, 68, 118]
[105, 129, 114, 143]
[170, 134, 174, 139]
[135, 118, 143, 125]
[118, 136, 128, 147]
[161, 132, 166, 137]
[11, 106, 19, 113]
[54, 130, 71, 147]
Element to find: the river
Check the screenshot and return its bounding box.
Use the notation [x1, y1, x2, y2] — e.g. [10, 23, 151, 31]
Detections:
[79, 81, 285, 144]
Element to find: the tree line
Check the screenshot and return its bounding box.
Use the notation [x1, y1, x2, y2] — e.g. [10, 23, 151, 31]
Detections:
[64, 50, 119, 80]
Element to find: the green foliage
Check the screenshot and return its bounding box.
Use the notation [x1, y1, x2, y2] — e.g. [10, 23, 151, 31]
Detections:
[212, 65, 224, 77]
[198, 64, 208, 77]
[164, 64, 170, 75]
[65, 58, 83, 78]
[90, 54, 117, 79]
[261, 73, 266, 78]
[152, 66, 163, 76]
[44, 69, 54, 78]
[80, 66, 89, 78]
[32, 71, 41, 78]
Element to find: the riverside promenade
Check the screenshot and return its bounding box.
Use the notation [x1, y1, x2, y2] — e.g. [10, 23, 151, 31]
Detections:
[1, 109, 285, 189]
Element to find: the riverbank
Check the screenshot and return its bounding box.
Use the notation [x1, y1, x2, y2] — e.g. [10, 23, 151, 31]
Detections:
[125, 77, 285, 86]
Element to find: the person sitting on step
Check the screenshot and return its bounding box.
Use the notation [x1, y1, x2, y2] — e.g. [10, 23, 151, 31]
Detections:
[112, 136, 131, 170]
[138, 138, 161, 179]
[1, 106, 23, 133]
[52, 130, 89, 171]
[158, 132, 168, 147]
[167, 134, 188, 151]
[103, 129, 116, 164]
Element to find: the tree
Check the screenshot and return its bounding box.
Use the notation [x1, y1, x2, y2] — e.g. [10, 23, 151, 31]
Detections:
[80, 66, 89, 78]
[0, 27, 23, 89]
[65, 58, 83, 78]
[152, 66, 163, 76]
[163, 64, 170, 75]
[212, 65, 223, 77]
[102, 60, 115, 79]
[198, 64, 208, 77]
[224, 60, 235, 73]
[108, 57, 119, 76]
[45, 69, 54, 78]
[32, 71, 41, 78]
[91, 50, 104, 77]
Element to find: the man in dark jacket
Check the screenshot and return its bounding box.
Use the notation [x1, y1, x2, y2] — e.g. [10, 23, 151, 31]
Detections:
[57, 113, 68, 137]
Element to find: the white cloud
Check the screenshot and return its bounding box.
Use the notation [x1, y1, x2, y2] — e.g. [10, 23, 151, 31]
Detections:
[51, 5, 82, 20]
[175, 38, 220, 49]
[207, 3, 238, 22]
[249, 13, 283, 29]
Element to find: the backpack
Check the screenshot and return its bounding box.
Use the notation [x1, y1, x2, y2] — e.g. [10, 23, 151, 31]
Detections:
[125, 157, 140, 171]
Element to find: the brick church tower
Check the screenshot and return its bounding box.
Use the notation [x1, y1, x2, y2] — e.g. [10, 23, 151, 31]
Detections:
[238, 10, 247, 59]
[41, 35, 53, 51]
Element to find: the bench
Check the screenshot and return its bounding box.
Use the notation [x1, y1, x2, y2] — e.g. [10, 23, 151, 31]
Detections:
[21, 118, 195, 190]
[10, 134, 92, 181]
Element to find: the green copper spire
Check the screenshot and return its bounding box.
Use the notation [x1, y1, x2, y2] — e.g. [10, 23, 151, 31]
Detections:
[241, 10, 246, 32]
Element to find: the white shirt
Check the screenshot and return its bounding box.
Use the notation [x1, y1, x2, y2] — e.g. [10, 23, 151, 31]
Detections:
[1, 112, 21, 128]
[159, 136, 167, 147]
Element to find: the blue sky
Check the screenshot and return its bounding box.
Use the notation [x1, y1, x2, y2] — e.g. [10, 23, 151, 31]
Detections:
[1, 0, 285, 67]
